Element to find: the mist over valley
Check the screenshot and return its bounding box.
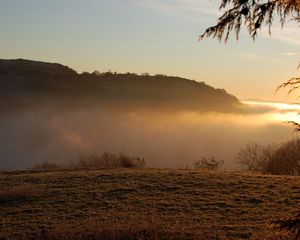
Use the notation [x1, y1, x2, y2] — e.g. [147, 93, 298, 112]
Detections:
[0, 59, 295, 170]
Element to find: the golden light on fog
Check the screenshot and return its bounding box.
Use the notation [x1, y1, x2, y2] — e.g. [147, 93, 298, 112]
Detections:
[243, 100, 300, 124]
[271, 112, 300, 123]
[244, 101, 300, 111]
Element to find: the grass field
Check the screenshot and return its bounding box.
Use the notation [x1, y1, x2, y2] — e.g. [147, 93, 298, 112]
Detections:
[1, 169, 300, 239]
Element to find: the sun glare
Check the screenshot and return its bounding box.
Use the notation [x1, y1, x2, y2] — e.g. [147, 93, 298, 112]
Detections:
[243, 100, 300, 124]
[271, 111, 300, 123]
[243, 100, 300, 111]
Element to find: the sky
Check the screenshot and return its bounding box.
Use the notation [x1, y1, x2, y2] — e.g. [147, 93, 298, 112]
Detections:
[1, 0, 300, 101]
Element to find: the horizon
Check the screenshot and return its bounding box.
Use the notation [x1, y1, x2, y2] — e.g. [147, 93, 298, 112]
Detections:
[1, 57, 299, 104]
[1, 0, 300, 102]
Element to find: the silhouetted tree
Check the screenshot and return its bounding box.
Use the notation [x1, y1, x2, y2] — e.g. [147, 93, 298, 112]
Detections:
[267, 138, 300, 175]
[236, 140, 300, 175]
[200, 0, 300, 42]
[236, 142, 275, 171]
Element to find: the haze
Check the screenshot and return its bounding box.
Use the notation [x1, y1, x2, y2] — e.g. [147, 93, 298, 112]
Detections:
[0, 99, 295, 170]
[0, 1, 300, 170]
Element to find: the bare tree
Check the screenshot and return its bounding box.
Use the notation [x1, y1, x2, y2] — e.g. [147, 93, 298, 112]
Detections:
[237, 142, 266, 171]
[267, 138, 300, 175]
[237, 139, 300, 175]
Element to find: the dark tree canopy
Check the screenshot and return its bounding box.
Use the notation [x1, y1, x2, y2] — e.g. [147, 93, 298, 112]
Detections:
[200, 0, 300, 42]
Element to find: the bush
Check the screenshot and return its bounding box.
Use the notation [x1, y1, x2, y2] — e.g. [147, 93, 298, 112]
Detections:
[236, 139, 300, 176]
[194, 156, 223, 170]
[266, 139, 300, 176]
[76, 152, 146, 169]
[32, 152, 146, 171]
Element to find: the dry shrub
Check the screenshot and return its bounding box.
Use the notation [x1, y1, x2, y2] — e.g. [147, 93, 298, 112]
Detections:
[0, 185, 41, 204]
[194, 156, 224, 170]
[31, 152, 146, 171]
[265, 139, 300, 176]
[77, 152, 146, 169]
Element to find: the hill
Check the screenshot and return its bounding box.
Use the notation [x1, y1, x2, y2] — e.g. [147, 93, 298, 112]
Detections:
[0, 59, 242, 112]
[1, 169, 299, 239]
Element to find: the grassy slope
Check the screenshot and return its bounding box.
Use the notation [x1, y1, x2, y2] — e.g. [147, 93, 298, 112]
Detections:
[1, 169, 300, 239]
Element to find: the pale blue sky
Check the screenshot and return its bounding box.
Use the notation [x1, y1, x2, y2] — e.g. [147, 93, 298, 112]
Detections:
[1, 0, 300, 101]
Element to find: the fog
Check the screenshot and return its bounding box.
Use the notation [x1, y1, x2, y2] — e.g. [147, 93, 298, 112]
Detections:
[0, 100, 297, 171]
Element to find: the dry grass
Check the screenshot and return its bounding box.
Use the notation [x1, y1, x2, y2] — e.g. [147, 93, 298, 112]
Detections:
[24, 218, 227, 240]
[32, 162, 61, 171]
[0, 169, 300, 239]
[0, 184, 42, 204]
[26, 219, 297, 240]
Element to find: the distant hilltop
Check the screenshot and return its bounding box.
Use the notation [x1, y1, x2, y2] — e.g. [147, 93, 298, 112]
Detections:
[0, 59, 242, 112]
[0, 59, 77, 75]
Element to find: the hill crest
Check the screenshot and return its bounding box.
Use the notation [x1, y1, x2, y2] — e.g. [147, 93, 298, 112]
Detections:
[0, 59, 242, 112]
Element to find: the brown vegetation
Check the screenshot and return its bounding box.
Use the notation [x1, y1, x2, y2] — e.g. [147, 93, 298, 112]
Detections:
[194, 156, 224, 170]
[236, 139, 300, 176]
[23, 217, 299, 240]
[24, 218, 227, 240]
[0, 185, 42, 204]
[1, 169, 300, 239]
[271, 211, 300, 240]
[77, 152, 145, 169]
[32, 152, 146, 171]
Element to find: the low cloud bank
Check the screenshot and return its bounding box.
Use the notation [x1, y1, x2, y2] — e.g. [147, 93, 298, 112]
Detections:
[0, 104, 292, 171]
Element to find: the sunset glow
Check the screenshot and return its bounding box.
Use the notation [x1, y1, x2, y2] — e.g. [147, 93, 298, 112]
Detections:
[244, 100, 300, 111]
[243, 100, 300, 123]
[2, 1, 300, 238]
[1, 0, 300, 101]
